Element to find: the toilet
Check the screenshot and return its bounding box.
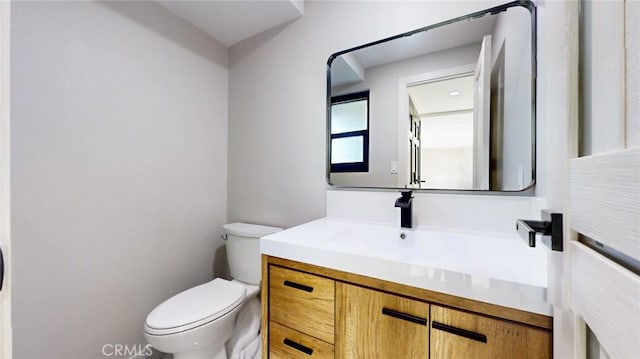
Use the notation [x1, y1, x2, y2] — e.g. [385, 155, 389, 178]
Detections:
[144, 223, 282, 359]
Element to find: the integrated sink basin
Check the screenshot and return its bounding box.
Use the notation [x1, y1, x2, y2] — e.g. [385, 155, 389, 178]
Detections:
[318, 224, 449, 263]
[260, 217, 550, 315]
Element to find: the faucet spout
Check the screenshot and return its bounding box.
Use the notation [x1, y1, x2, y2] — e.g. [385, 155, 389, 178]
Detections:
[394, 191, 413, 228]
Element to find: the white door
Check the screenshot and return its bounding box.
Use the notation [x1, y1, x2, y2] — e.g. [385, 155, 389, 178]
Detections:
[0, 1, 11, 357]
[541, 1, 639, 358]
[473, 35, 491, 190]
[567, 0, 640, 357]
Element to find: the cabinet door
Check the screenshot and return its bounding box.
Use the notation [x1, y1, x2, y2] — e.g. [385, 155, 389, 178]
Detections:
[336, 282, 429, 359]
[430, 305, 551, 359]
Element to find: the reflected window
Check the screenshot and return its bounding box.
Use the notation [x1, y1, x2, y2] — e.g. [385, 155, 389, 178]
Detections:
[330, 90, 369, 172]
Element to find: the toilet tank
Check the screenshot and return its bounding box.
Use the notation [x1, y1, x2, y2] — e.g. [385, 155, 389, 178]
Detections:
[223, 223, 283, 285]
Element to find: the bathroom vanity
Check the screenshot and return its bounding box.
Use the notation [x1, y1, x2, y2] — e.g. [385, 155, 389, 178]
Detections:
[259, 218, 552, 358]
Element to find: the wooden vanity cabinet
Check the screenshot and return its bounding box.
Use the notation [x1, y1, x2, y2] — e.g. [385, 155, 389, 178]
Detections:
[430, 305, 552, 359]
[269, 265, 335, 344]
[266, 264, 336, 358]
[269, 322, 335, 359]
[336, 282, 430, 358]
[262, 256, 553, 359]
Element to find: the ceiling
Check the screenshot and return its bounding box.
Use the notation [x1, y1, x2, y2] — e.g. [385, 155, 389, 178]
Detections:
[331, 12, 496, 88]
[157, 0, 304, 47]
[351, 14, 496, 70]
[409, 74, 474, 116]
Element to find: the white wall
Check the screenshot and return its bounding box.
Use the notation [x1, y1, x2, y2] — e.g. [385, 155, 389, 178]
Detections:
[11, 2, 228, 358]
[0, 1, 11, 357]
[331, 43, 480, 187]
[326, 190, 546, 234]
[228, 0, 504, 229]
[422, 147, 473, 190]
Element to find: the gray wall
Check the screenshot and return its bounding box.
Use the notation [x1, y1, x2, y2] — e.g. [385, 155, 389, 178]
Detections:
[227, 0, 502, 228]
[11, 2, 228, 358]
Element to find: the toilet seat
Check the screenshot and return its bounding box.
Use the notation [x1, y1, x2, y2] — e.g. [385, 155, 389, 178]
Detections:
[144, 278, 245, 336]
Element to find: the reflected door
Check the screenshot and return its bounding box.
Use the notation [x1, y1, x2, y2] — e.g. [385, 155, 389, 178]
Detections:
[473, 35, 491, 190]
[408, 100, 422, 188]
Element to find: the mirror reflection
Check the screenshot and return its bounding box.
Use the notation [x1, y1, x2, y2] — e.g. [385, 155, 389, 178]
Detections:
[327, 2, 535, 191]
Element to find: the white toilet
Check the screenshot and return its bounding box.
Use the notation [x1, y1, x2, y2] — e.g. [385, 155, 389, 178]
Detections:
[144, 223, 282, 359]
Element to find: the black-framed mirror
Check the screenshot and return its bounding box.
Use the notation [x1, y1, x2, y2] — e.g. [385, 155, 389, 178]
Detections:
[327, 1, 536, 192]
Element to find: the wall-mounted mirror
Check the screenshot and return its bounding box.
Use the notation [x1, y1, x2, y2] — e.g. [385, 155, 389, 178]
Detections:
[327, 1, 536, 192]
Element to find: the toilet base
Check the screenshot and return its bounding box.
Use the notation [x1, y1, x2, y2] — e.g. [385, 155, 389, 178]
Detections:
[173, 343, 226, 359]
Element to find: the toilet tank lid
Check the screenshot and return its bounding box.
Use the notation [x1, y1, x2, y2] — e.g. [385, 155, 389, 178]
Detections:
[223, 223, 283, 238]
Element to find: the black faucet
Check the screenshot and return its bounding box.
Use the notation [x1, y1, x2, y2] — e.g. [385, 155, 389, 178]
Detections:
[394, 191, 413, 228]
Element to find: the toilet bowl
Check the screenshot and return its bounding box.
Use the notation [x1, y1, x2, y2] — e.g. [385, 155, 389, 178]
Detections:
[144, 223, 282, 359]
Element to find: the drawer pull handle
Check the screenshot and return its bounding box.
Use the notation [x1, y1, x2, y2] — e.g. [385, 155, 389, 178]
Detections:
[283, 280, 314, 293]
[432, 321, 487, 343]
[283, 338, 314, 355]
[381, 307, 427, 326]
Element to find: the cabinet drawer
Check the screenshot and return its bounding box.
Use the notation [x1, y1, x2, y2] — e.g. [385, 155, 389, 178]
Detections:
[269, 265, 335, 343]
[336, 282, 430, 359]
[430, 305, 551, 359]
[269, 321, 334, 359]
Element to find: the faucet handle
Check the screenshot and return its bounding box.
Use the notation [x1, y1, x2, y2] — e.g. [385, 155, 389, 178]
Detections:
[395, 190, 413, 208]
[400, 190, 413, 199]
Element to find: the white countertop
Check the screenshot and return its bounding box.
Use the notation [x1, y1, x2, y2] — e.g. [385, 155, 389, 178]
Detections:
[261, 217, 551, 316]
